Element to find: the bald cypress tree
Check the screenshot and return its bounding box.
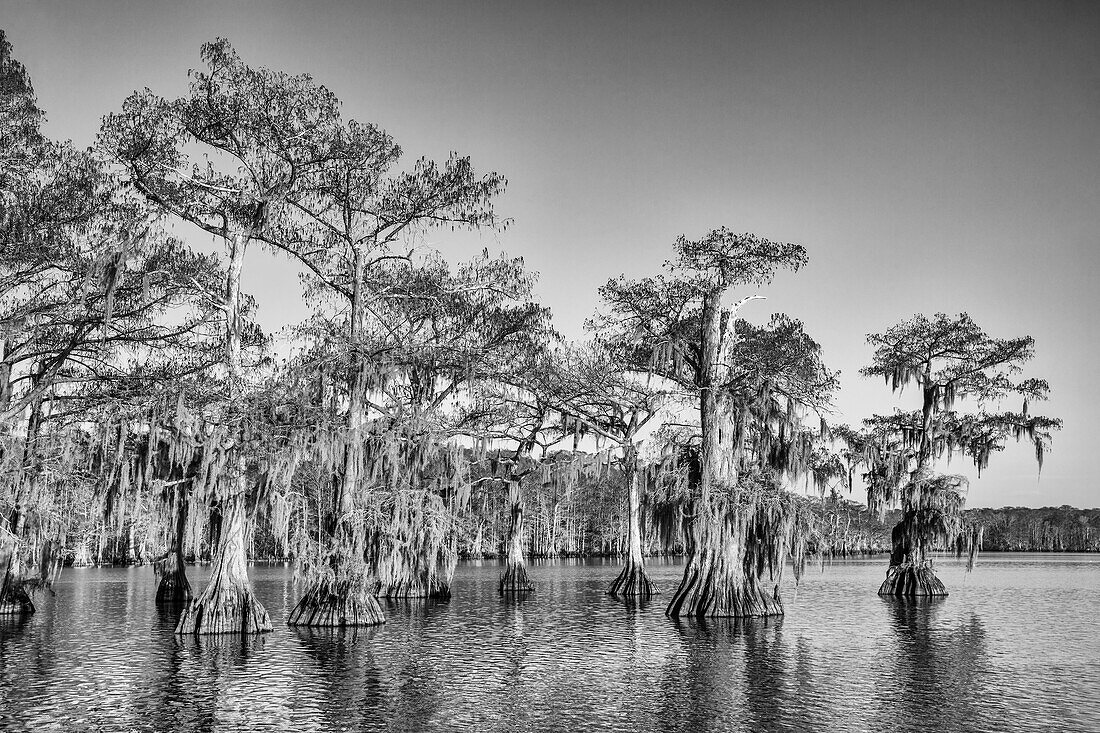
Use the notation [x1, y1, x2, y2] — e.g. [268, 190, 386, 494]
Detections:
[595, 228, 837, 617]
[100, 38, 350, 633]
[540, 342, 666, 596]
[858, 313, 1061, 596]
[1, 31, 223, 616]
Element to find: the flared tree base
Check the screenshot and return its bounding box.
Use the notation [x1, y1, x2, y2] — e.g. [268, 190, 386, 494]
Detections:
[499, 562, 534, 594]
[666, 569, 784, 618]
[287, 578, 386, 627]
[607, 561, 660, 597]
[153, 556, 192, 606]
[0, 585, 34, 616]
[878, 562, 948, 597]
[176, 583, 273, 635]
[0, 538, 34, 616]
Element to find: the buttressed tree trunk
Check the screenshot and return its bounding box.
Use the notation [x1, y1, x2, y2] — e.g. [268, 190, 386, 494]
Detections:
[289, 243, 385, 626]
[608, 446, 658, 597]
[878, 510, 948, 597]
[666, 290, 788, 618]
[154, 481, 192, 605]
[499, 477, 533, 593]
[0, 531, 34, 615]
[879, 373, 947, 597]
[665, 505, 789, 617]
[176, 232, 271, 634]
[286, 443, 386, 625]
[1, 395, 44, 616]
[176, 489, 271, 633]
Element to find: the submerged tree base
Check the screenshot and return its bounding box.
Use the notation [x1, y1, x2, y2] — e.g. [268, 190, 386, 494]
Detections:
[287, 578, 386, 627]
[176, 584, 273, 634]
[153, 555, 192, 605]
[499, 562, 534, 594]
[0, 539, 35, 616]
[878, 562, 948, 597]
[0, 586, 34, 616]
[607, 561, 660, 597]
[666, 570, 784, 618]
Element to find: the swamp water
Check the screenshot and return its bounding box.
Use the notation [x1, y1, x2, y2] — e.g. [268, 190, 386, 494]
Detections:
[0, 554, 1097, 732]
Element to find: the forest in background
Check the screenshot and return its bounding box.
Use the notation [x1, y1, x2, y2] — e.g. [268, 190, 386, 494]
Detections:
[0, 32, 1066, 632]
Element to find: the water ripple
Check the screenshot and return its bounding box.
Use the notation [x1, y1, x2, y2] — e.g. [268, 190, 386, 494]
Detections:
[0, 554, 1096, 732]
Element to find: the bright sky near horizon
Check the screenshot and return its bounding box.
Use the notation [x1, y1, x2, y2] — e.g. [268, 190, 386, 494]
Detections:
[3, 0, 1098, 508]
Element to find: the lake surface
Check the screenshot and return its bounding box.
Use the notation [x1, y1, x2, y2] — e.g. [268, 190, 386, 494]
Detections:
[0, 554, 1097, 732]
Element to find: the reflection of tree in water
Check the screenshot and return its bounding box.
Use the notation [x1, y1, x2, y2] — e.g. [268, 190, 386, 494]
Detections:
[140, 605, 190, 732]
[168, 632, 267, 731]
[293, 625, 385, 730]
[479, 594, 533, 732]
[876, 599, 989, 732]
[294, 598, 453, 731]
[379, 598, 449, 729]
[3, 583, 141, 729]
[660, 616, 818, 732]
[0, 613, 34, 724]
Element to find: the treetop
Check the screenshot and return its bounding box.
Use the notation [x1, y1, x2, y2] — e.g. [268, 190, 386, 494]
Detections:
[861, 312, 1046, 404]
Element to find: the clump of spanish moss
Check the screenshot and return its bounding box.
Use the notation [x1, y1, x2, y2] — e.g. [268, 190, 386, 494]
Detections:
[662, 480, 816, 618]
[288, 547, 385, 627]
[372, 489, 458, 599]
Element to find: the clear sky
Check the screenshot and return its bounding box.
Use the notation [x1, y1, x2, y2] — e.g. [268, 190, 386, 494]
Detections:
[4, 0, 1098, 508]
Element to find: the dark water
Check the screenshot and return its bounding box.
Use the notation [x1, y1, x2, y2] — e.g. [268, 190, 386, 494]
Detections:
[0, 554, 1097, 732]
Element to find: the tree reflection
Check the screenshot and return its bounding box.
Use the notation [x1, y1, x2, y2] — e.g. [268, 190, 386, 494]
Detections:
[379, 598, 449, 727]
[292, 625, 385, 729]
[170, 633, 267, 731]
[660, 615, 818, 731]
[875, 598, 990, 731]
[142, 607, 192, 732]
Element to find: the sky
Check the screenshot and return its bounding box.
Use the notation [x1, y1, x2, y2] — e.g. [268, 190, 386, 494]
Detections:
[3, 0, 1098, 508]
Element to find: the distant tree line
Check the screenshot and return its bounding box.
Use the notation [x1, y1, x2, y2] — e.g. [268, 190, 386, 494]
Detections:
[965, 506, 1099, 552]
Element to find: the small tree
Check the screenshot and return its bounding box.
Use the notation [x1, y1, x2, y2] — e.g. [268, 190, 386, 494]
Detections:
[543, 341, 666, 596]
[464, 357, 566, 594]
[858, 312, 1060, 596]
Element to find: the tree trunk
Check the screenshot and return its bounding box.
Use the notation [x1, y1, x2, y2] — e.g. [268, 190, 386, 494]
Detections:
[665, 289, 790, 618]
[665, 509, 785, 617]
[1, 394, 44, 616]
[289, 242, 387, 626]
[287, 576, 385, 627]
[878, 562, 948, 596]
[668, 287, 770, 617]
[154, 484, 192, 605]
[608, 448, 658, 597]
[548, 501, 559, 557]
[499, 478, 533, 593]
[879, 372, 949, 598]
[879, 509, 947, 596]
[0, 533, 34, 615]
[470, 523, 485, 559]
[176, 232, 270, 634]
[176, 491, 271, 634]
